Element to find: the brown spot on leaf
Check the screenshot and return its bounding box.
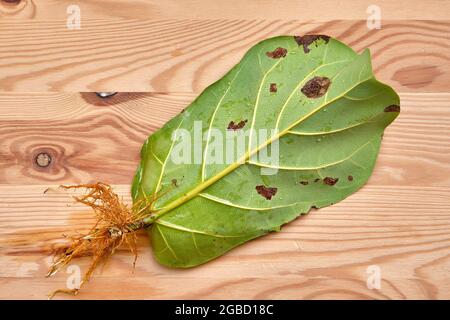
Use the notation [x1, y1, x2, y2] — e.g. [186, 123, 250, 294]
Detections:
[294, 35, 330, 53]
[266, 47, 287, 59]
[171, 179, 178, 187]
[384, 104, 400, 113]
[314, 178, 320, 183]
[301, 76, 331, 98]
[323, 177, 339, 186]
[227, 119, 248, 131]
[270, 83, 277, 93]
[256, 185, 278, 200]
[348, 175, 353, 181]
[299, 181, 308, 185]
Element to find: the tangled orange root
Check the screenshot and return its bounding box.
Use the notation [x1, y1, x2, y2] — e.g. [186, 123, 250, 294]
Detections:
[47, 182, 154, 299]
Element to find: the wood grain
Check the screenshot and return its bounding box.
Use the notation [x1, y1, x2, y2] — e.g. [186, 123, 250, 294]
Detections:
[0, 93, 449, 186]
[1, 0, 449, 300]
[1, 0, 449, 20]
[1, 184, 449, 299]
[1, 92, 449, 299]
[0, 19, 449, 92]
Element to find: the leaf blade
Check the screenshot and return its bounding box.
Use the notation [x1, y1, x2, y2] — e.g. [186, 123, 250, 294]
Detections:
[132, 36, 400, 267]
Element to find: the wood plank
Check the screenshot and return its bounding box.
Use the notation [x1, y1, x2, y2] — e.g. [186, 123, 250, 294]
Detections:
[1, 93, 449, 187]
[0, 20, 448, 92]
[1, 0, 449, 20]
[1, 184, 449, 299]
[1, 91, 449, 299]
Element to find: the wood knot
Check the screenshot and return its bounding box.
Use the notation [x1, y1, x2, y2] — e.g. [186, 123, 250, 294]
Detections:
[35, 152, 52, 168]
[80, 92, 148, 107]
[1, 0, 21, 5]
[95, 92, 117, 99]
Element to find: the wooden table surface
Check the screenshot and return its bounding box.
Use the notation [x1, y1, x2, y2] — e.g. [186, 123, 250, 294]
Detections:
[0, 0, 449, 299]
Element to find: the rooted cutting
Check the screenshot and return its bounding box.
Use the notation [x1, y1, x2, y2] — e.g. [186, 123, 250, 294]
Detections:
[48, 35, 400, 296]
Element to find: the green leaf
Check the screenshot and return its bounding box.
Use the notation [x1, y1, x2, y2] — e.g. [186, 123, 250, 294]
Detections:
[131, 35, 400, 268]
